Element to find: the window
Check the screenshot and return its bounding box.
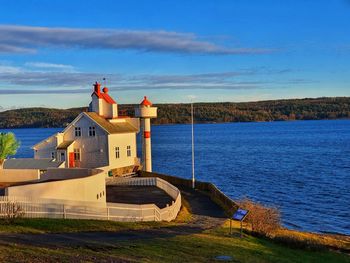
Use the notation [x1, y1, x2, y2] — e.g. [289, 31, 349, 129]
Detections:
[89, 126, 96, 136]
[60, 152, 65, 161]
[127, 145, 131, 157]
[74, 148, 81, 161]
[51, 152, 56, 159]
[115, 147, 120, 159]
[75, 127, 81, 137]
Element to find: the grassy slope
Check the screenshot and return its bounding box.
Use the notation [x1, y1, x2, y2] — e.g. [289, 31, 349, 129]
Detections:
[0, 221, 348, 263]
[0, 218, 164, 234]
[0, 210, 349, 262]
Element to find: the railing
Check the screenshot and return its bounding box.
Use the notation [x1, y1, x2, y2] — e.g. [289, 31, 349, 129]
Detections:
[0, 177, 181, 222]
[139, 171, 239, 216]
[106, 177, 182, 221]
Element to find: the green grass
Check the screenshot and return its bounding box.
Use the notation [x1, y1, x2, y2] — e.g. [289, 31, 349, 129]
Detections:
[112, 234, 349, 263]
[0, 202, 349, 262]
[0, 227, 349, 263]
[0, 218, 168, 234]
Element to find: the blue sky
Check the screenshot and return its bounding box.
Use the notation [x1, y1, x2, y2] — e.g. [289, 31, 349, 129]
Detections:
[0, 0, 349, 110]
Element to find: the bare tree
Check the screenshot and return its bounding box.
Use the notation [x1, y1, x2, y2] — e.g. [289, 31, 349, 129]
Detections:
[1, 201, 25, 224]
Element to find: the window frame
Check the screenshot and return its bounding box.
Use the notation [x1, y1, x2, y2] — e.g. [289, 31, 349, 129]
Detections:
[127, 145, 131, 157]
[60, 152, 65, 161]
[73, 148, 81, 161]
[74, 127, 82, 137]
[115, 147, 120, 159]
[89, 126, 96, 137]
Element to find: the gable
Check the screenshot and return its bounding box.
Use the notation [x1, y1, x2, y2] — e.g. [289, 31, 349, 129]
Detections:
[32, 134, 58, 150]
[62, 113, 109, 137]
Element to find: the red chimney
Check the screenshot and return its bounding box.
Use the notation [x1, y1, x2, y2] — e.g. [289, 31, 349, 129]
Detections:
[93, 82, 101, 96]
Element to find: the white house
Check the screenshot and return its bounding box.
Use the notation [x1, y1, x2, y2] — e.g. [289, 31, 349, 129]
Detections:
[33, 82, 140, 175]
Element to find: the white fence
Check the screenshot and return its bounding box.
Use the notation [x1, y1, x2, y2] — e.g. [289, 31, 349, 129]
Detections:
[0, 177, 181, 222]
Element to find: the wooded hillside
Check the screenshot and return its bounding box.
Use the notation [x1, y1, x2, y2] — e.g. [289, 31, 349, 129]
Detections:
[1, 97, 349, 128]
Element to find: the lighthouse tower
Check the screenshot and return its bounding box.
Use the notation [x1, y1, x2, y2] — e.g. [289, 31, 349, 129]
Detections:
[135, 96, 157, 172]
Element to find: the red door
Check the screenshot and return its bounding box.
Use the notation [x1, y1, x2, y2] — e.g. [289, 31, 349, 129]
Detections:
[69, 152, 75, 168]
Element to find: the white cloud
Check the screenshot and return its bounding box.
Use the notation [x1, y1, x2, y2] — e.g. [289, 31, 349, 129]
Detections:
[0, 25, 273, 55]
[0, 65, 21, 74]
[25, 62, 75, 71]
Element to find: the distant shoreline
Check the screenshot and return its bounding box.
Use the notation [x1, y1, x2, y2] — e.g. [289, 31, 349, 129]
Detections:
[1, 96, 350, 129]
[1, 118, 350, 130]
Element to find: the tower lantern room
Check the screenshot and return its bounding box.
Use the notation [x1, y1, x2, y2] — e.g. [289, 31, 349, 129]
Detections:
[135, 96, 157, 172]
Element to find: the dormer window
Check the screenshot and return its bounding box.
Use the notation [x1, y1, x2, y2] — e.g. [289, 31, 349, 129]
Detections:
[89, 126, 96, 137]
[75, 127, 81, 137]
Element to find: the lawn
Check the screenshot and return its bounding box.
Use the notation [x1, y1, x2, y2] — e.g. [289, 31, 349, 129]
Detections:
[0, 218, 349, 263]
[0, 218, 165, 234]
[0, 195, 348, 262]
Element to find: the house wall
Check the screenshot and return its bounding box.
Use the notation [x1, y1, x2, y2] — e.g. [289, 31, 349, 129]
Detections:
[112, 104, 118, 118]
[102, 99, 111, 118]
[108, 133, 137, 169]
[6, 169, 106, 204]
[0, 169, 40, 182]
[63, 114, 109, 168]
[100, 98, 118, 118]
[90, 94, 101, 115]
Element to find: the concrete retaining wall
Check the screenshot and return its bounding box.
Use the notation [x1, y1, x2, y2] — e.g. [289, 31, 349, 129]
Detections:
[6, 169, 106, 205]
[40, 168, 100, 181]
[0, 169, 40, 183]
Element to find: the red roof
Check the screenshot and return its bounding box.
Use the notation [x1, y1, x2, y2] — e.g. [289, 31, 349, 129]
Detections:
[92, 82, 116, 104]
[93, 91, 116, 104]
[140, 96, 152, 106]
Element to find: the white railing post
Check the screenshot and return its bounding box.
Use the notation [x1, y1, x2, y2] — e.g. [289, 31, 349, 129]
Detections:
[107, 207, 110, 220]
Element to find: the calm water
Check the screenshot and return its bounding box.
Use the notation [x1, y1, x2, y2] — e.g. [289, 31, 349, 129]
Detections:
[1, 120, 350, 235]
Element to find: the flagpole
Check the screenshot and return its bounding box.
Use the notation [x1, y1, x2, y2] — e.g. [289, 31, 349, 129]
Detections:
[191, 102, 195, 189]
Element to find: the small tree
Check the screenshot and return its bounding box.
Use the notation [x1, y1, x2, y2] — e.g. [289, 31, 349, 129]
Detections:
[238, 198, 281, 237]
[0, 132, 20, 168]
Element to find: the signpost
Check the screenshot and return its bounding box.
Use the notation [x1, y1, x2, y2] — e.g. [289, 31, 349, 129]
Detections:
[231, 208, 249, 238]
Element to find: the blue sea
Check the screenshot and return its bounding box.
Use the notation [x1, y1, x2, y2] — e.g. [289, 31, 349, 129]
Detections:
[1, 120, 350, 235]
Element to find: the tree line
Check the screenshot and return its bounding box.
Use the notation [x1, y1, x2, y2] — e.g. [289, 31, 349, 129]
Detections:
[1, 97, 350, 128]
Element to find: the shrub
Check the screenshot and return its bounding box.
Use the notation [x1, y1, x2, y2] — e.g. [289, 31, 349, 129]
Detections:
[238, 198, 281, 237]
[1, 201, 25, 224]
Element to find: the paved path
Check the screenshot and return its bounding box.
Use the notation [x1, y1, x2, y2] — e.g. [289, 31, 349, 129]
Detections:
[0, 187, 227, 248]
[106, 185, 173, 208]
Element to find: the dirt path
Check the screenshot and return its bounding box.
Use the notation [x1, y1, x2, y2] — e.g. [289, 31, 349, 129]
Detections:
[0, 187, 227, 248]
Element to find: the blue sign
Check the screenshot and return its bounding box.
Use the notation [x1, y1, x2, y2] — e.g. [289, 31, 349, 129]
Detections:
[232, 208, 249, 221]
